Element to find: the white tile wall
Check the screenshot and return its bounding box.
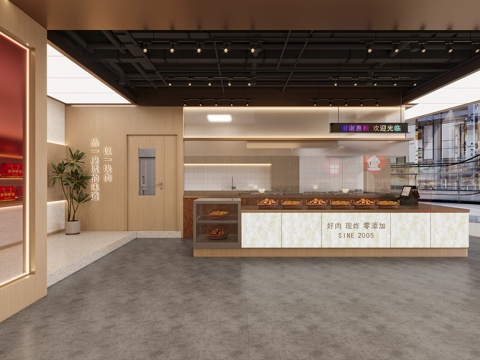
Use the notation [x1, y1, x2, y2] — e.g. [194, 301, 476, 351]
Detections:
[185, 165, 272, 191]
[299, 156, 364, 192]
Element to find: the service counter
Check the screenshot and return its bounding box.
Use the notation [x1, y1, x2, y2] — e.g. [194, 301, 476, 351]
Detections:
[190, 197, 469, 258]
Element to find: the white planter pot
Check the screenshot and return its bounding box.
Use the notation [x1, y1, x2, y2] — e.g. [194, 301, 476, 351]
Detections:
[65, 220, 80, 235]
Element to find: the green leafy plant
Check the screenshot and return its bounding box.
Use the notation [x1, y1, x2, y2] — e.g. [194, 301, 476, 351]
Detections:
[50, 148, 92, 221]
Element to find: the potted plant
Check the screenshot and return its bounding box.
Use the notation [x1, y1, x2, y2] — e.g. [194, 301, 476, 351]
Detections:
[50, 148, 92, 235]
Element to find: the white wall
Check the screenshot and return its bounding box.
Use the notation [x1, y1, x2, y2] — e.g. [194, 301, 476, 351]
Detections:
[185, 165, 271, 191]
[300, 156, 364, 192]
[47, 97, 65, 145]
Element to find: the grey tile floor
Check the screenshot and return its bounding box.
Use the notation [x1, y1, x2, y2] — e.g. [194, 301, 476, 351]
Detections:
[1, 238, 480, 360]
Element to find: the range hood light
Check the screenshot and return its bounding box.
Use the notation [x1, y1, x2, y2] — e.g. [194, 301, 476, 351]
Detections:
[207, 114, 232, 122]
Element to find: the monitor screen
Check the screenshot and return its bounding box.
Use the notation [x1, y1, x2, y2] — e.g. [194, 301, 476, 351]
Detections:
[401, 186, 412, 197]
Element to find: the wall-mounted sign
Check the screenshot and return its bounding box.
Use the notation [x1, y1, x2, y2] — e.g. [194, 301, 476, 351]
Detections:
[330, 123, 408, 133]
[363, 155, 387, 173]
[90, 138, 114, 201]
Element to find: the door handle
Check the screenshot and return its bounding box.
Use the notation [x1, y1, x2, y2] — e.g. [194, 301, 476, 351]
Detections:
[158, 182, 163, 189]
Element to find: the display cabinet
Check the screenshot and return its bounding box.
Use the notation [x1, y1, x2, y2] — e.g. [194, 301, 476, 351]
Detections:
[193, 198, 241, 248]
[0, 156, 24, 209]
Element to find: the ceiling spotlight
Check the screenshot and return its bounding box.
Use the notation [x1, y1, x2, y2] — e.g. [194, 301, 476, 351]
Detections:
[394, 82, 397, 87]
[230, 100, 234, 107]
[142, 44, 148, 53]
[334, 81, 338, 87]
[420, 43, 426, 53]
[199, 101, 202, 107]
[313, 99, 317, 107]
[208, 81, 212, 87]
[250, 45, 256, 54]
[227, 80, 232, 87]
[475, 44, 480, 53]
[188, 81, 192, 87]
[223, 44, 229, 54]
[329, 100, 333, 107]
[183, 100, 187, 107]
[214, 100, 218, 106]
[375, 100, 379, 106]
[354, 79, 358, 86]
[247, 81, 251, 87]
[246, 100, 250, 107]
[413, 82, 417, 87]
[360, 100, 364, 106]
[393, 43, 400, 53]
[367, 44, 373, 53]
[447, 43, 453, 53]
[196, 43, 202, 54]
[168, 82, 172, 87]
[169, 44, 175, 54]
[344, 100, 348, 107]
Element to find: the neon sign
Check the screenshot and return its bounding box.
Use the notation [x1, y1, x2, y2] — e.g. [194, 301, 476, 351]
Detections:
[330, 123, 408, 133]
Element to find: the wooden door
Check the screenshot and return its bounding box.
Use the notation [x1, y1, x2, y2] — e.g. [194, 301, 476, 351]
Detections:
[127, 135, 177, 230]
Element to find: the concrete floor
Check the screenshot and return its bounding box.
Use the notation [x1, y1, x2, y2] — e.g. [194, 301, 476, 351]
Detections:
[1, 237, 480, 360]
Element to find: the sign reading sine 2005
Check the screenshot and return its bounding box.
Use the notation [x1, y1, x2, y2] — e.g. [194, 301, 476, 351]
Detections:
[330, 123, 408, 133]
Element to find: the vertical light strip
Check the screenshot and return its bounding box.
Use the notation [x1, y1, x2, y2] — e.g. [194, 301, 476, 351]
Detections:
[24, 41, 30, 273]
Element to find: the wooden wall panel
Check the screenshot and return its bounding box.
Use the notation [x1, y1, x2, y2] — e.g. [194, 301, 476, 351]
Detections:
[0, 2, 47, 322]
[65, 107, 183, 231]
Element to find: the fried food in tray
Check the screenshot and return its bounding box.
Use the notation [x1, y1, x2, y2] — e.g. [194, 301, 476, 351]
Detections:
[208, 228, 228, 240]
[208, 210, 230, 218]
[376, 200, 400, 209]
[306, 198, 328, 208]
[353, 198, 376, 209]
[330, 200, 352, 209]
[257, 198, 278, 208]
[281, 200, 302, 209]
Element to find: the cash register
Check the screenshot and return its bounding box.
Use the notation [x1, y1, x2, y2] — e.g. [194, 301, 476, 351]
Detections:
[396, 185, 420, 205]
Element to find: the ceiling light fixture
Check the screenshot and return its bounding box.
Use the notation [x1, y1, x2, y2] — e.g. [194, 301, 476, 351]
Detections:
[196, 43, 202, 54]
[227, 80, 232, 87]
[447, 43, 453, 53]
[344, 100, 348, 107]
[214, 100, 218, 106]
[367, 44, 373, 53]
[250, 44, 256, 54]
[169, 44, 175, 54]
[188, 80, 192, 87]
[334, 79, 338, 86]
[208, 80, 212, 87]
[475, 44, 480, 53]
[223, 44, 229, 54]
[329, 99, 333, 107]
[199, 101, 202, 106]
[183, 100, 187, 107]
[313, 99, 317, 106]
[168, 81, 172, 87]
[247, 81, 251, 87]
[375, 99, 379, 106]
[207, 114, 232, 122]
[393, 43, 400, 53]
[246, 100, 250, 107]
[230, 100, 234, 106]
[354, 79, 358, 86]
[420, 43, 426, 53]
[142, 44, 148, 53]
[360, 100, 364, 106]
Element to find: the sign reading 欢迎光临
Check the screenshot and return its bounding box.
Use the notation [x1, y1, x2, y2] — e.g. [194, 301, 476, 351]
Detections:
[330, 123, 408, 133]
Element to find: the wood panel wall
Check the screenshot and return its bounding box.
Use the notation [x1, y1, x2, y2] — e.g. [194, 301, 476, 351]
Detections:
[65, 106, 183, 231]
[0, 2, 47, 322]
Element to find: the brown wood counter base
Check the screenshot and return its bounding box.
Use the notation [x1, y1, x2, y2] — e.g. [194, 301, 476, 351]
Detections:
[194, 248, 468, 258]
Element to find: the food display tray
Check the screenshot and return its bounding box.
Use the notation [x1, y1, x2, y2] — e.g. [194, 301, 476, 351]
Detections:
[376, 203, 400, 209]
[353, 204, 376, 209]
[258, 204, 278, 209]
[330, 205, 352, 209]
[208, 234, 228, 240]
[282, 204, 302, 209]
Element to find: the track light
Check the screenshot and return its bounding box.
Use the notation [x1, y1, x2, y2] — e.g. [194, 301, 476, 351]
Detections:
[344, 100, 348, 107]
[168, 81, 172, 87]
[367, 44, 372, 53]
[413, 82, 417, 87]
[360, 100, 364, 106]
[393, 43, 399, 53]
[214, 100, 218, 106]
[142, 44, 148, 53]
[247, 81, 251, 87]
[183, 100, 187, 107]
[230, 100, 234, 106]
[420, 43, 426, 53]
[394, 82, 397, 87]
[169, 44, 175, 54]
[475, 44, 480, 53]
[196, 43, 202, 54]
[246, 100, 249, 107]
[375, 99, 379, 106]
[353, 79, 358, 86]
[313, 99, 317, 107]
[227, 80, 232, 87]
[188, 80, 192, 87]
[334, 80, 338, 86]
[250, 44, 256, 54]
[208, 80, 212, 87]
[223, 44, 229, 54]
[199, 101, 202, 107]
[329, 100, 333, 107]
[447, 43, 453, 53]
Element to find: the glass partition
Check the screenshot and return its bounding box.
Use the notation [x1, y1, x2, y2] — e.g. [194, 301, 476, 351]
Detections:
[0, 31, 29, 287]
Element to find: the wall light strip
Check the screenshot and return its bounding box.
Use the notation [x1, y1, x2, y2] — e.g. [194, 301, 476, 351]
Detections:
[185, 163, 272, 166]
